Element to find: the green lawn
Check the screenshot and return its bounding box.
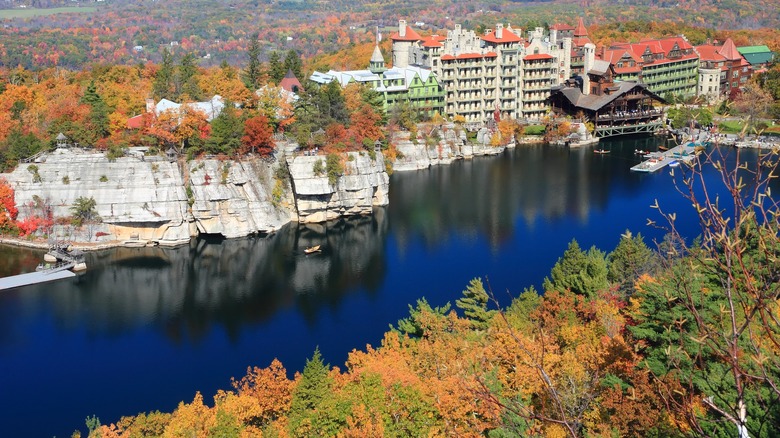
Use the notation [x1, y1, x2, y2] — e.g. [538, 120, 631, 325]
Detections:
[717, 120, 745, 134]
[524, 125, 546, 136]
[0, 6, 97, 19]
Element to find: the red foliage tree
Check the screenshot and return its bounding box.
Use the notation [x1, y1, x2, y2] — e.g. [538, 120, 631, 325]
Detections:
[0, 178, 18, 232]
[241, 115, 275, 155]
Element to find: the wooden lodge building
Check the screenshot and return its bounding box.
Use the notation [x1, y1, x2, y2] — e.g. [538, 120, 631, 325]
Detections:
[548, 43, 666, 138]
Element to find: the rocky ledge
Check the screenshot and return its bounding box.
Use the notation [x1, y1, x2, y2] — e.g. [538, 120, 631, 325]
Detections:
[0, 147, 388, 247]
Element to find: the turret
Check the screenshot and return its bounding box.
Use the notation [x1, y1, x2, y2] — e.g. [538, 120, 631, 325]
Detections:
[582, 43, 595, 95]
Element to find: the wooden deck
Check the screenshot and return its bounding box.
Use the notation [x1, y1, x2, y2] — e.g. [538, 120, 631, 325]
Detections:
[0, 269, 76, 291]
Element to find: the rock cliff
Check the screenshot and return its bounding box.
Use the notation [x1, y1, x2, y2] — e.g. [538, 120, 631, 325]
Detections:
[0, 147, 388, 245]
[287, 151, 389, 223]
[392, 124, 506, 172]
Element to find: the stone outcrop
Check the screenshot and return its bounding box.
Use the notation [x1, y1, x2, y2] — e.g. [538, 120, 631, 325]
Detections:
[287, 151, 389, 223]
[188, 158, 294, 238]
[1, 147, 389, 245]
[392, 124, 506, 172]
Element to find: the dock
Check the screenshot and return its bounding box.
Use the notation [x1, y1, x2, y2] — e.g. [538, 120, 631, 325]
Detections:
[631, 143, 698, 173]
[0, 268, 76, 291]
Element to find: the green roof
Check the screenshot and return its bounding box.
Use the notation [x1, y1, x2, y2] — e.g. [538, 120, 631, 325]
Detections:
[737, 45, 771, 55]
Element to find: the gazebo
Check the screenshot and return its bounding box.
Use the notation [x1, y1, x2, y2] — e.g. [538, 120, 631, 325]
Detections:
[55, 133, 69, 148]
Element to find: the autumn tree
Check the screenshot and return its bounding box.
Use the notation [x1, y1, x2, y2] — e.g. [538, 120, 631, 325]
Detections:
[0, 178, 18, 233]
[241, 115, 275, 155]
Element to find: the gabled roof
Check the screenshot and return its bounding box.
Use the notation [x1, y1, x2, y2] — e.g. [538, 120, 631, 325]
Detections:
[481, 27, 522, 44]
[421, 35, 445, 48]
[551, 81, 665, 112]
[695, 44, 727, 64]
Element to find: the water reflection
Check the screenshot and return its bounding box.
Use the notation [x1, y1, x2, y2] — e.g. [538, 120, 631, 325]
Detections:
[1, 210, 388, 345]
[389, 138, 665, 251]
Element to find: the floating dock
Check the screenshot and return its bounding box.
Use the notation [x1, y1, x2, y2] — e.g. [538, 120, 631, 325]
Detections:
[0, 268, 76, 291]
[631, 144, 698, 173]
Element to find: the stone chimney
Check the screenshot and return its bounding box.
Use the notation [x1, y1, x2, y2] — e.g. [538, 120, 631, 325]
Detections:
[399, 19, 407, 38]
[496, 23, 503, 39]
[146, 98, 155, 113]
[582, 43, 595, 95]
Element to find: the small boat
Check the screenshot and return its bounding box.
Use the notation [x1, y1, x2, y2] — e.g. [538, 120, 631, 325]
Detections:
[594, 149, 610, 154]
[634, 149, 647, 154]
[668, 160, 680, 167]
[304, 245, 321, 254]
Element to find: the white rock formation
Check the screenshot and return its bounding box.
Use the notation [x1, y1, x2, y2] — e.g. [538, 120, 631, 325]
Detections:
[392, 125, 506, 172]
[287, 151, 389, 223]
[0, 148, 389, 244]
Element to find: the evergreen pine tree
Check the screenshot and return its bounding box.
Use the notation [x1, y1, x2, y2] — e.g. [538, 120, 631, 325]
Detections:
[455, 278, 495, 329]
[607, 230, 654, 297]
[244, 34, 262, 90]
[153, 48, 175, 100]
[79, 80, 109, 145]
[178, 53, 201, 100]
[268, 51, 285, 84]
[205, 101, 243, 154]
[392, 298, 451, 339]
[288, 347, 332, 436]
[543, 239, 609, 298]
[283, 49, 303, 81]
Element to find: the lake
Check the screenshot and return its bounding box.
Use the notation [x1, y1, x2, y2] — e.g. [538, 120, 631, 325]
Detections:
[0, 138, 765, 437]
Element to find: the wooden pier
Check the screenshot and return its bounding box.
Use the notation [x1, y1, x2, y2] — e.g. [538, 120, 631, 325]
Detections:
[631, 144, 698, 173]
[0, 268, 76, 291]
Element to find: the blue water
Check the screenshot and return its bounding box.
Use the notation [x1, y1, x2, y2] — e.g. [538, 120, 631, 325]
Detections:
[0, 139, 771, 437]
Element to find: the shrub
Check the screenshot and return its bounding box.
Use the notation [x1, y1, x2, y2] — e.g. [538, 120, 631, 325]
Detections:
[99, 175, 108, 182]
[106, 144, 125, 161]
[27, 165, 41, 183]
[325, 153, 343, 186]
[62, 175, 70, 185]
[312, 159, 325, 176]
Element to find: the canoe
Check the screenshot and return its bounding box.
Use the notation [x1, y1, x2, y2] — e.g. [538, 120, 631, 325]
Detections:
[304, 245, 321, 254]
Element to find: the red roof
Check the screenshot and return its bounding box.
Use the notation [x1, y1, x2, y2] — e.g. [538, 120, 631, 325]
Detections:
[484, 51, 498, 58]
[482, 27, 522, 44]
[574, 17, 588, 37]
[279, 70, 303, 93]
[551, 23, 575, 31]
[127, 114, 145, 129]
[441, 54, 455, 61]
[390, 24, 421, 42]
[572, 36, 592, 47]
[695, 44, 727, 62]
[524, 53, 553, 61]
[421, 35, 444, 48]
[718, 38, 741, 60]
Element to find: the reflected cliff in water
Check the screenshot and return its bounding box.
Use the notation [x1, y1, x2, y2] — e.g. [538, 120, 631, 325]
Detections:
[3, 210, 388, 344]
[389, 138, 663, 250]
